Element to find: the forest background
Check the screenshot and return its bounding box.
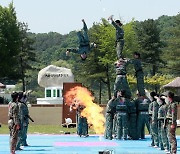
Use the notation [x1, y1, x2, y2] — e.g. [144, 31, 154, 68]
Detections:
[0, 3, 179, 104]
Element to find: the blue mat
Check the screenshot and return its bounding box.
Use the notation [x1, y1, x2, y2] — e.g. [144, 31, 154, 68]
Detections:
[0, 134, 179, 154]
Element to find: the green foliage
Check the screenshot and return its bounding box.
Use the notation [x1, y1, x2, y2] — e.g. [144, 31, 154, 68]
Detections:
[161, 14, 180, 75]
[144, 74, 174, 86]
[123, 19, 140, 58]
[21, 14, 180, 101]
[135, 19, 164, 76]
[17, 22, 37, 91]
[96, 18, 116, 65]
[157, 15, 177, 41]
[0, 3, 21, 79]
[126, 74, 174, 94]
[51, 59, 73, 69]
[30, 32, 64, 51]
[30, 87, 44, 98]
[1, 3, 180, 103]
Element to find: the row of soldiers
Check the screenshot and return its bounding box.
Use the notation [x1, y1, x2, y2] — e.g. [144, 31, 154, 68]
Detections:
[149, 91, 177, 154]
[8, 92, 34, 154]
[104, 90, 150, 141]
[104, 90, 177, 154]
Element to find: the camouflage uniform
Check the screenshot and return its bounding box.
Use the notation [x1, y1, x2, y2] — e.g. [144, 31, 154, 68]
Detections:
[158, 104, 169, 151]
[111, 21, 124, 59]
[104, 98, 117, 140]
[114, 59, 131, 99]
[128, 100, 138, 140]
[148, 101, 154, 146]
[77, 105, 88, 137]
[16, 101, 24, 150]
[67, 20, 93, 55]
[8, 101, 20, 154]
[135, 97, 150, 139]
[166, 101, 177, 154]
[115, 97, 129, 140]
[151, 100, 159, 147]
[21, 102, 30, 146]
[130, 59, 145, 96]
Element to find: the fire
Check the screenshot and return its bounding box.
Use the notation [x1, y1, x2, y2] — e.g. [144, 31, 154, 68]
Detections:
[64, 86, 105, 134]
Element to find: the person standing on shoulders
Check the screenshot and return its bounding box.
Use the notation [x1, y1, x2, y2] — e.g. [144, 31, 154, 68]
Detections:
[108, 15, 124, 59]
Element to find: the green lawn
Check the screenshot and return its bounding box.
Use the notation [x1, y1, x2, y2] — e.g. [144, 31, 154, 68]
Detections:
[0, 124, 95, 134]
[1, 124, 180, 135]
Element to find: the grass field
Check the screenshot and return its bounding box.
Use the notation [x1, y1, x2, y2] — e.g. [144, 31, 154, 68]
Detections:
[1, 124, 180, 135]
[0, 124, 95, 134]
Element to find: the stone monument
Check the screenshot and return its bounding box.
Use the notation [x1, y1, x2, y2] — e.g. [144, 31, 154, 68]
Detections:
[37, 65, 74, 104]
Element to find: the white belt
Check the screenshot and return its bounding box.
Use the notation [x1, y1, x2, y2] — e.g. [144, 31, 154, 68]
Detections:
[117, 112, 127, 115]
[117, 75, 126, 77]
[140, 111, 149, 114]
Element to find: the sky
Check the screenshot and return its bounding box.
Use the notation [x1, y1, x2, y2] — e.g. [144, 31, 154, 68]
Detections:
[0, 0, 180, 34]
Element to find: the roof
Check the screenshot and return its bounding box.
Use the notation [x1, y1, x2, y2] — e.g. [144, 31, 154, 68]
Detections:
[163, 77, 180, 88]
[0, 83, 6, 88]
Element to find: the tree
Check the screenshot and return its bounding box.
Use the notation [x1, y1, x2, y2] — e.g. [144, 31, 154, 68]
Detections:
[162, 14, 180, 76]
[123, 19, 140, 58]
[144, 74, 174, 93]
[51, 59, 73, 69]
[17, 22, 36, 92]
[0, 3, 21, 79]
[135, 19, 164, 76]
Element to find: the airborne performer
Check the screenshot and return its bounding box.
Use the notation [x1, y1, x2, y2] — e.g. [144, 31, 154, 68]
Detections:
[66, 19, 96, 61]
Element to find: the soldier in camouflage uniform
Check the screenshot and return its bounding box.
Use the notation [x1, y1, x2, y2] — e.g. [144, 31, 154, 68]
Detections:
[115, 90, 129, 140]
[131, 52, 145, 96]
[16, 92, 25, 150]
[157, 95, 169, 152]
[66, 19, 96, 61]
[114, 58, 131, 99]
[104, 97, 117, 140]
[8, 92, 20, 154]
[21, 93, 34, 146]
[166, 92, 177, 154]
[135, 94, 150, 139]
[150, 92, 159, 148]
[108, 15, 124, 59]
[128, 100, 138, 140]
[148, 92, 155, 146]
[16, 92, 34, 148]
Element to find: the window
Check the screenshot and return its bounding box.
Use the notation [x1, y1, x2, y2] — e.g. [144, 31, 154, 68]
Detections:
[57, 89, 60, 97]
[53, 89, 56, 97]
[46, 89, 51, 97]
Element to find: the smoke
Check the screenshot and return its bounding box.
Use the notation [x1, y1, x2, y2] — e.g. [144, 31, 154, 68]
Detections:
[64, 86, 105, 134]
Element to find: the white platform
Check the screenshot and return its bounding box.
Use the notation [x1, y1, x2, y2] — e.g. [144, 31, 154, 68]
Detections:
[37, 97, 63, 104]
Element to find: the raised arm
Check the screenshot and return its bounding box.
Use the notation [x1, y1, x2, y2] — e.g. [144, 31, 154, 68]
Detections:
[82, 19, 88, 31]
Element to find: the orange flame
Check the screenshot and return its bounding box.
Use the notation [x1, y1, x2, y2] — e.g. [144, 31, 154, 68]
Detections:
[64, 86, 105, 134]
